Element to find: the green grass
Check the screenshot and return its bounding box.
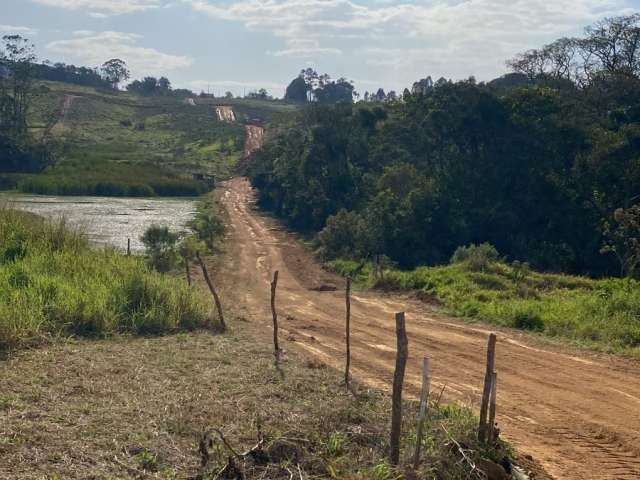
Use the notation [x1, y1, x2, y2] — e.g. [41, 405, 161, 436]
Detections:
[0, 208, 213, 351]
[328, 259, 640, 355]
[16, 159, 209, 197]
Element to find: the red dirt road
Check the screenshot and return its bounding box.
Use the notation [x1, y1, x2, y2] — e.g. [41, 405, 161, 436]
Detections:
[214, 177, 640, 480]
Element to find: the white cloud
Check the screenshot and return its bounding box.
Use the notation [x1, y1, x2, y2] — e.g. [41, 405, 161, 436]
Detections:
[0, 25, 38, 36]
[186, 0, 632, 81]
[46, 31, 193, 78]
[31, 0, 164, 15]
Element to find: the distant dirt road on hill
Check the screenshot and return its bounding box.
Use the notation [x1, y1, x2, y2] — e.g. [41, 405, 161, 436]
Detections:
[208, 177, 640, 480]
[243, 124, 264, 157]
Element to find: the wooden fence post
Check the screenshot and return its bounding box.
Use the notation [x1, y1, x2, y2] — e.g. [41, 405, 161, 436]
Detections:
[185, 257, 192, 286]
[488, 371, 497, 444]
[390, 312, 408, 466]
[478, 333, 497, 443]
[127, 238, 131, 256]
[413, 357, 430, 469]
[271, 271, 280, 360]
[345, 277, 351, 387]
[196, 252, 226, 330]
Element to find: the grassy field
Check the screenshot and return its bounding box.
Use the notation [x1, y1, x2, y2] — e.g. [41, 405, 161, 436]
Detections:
[0, 208, 213, 351]
[0, 327, 532, 479]
[328, 258, 640, 356]
[13, 81, 254, 196]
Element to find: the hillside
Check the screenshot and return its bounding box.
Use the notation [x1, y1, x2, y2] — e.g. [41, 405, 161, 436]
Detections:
[3, 81, 294, 197]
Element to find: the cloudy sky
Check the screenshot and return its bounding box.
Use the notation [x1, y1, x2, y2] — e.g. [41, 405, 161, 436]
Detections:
[2, 0, 639, 96]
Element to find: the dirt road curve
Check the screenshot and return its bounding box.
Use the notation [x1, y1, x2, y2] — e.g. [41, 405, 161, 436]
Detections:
[213, 177, 640, 480]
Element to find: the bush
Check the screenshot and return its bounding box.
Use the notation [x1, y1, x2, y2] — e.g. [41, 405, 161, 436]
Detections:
[141, 225, 179, 272]
[190, 197, 224, 251]
[509, 260, 531, 284]
[450, 243, 499, 271]
[512, 310, 544, 331]
[317, 209, 373, 260]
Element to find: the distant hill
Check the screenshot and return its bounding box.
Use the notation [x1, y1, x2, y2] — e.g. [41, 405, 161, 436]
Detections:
[6, 81, 296, 196]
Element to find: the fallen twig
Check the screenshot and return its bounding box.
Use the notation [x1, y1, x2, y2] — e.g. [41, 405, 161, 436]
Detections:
[441, 425, 486, 480]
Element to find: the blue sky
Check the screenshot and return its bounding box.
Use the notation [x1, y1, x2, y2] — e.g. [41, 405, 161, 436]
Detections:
[2, 0, 639, 97]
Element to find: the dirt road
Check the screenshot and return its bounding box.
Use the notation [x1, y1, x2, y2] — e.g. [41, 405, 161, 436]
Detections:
[213, 177, 640, 479]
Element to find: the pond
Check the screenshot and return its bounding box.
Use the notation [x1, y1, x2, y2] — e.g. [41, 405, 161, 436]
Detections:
[1, 194, 197, 254]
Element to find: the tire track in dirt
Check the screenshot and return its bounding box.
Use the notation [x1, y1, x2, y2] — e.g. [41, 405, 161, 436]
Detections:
[209, 177, 640, 480]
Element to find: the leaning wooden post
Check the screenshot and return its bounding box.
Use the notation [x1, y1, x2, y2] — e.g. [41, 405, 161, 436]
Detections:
[127, 238, 131, 256]
[488, 371, 498, 444]
[390, 312, 409, 466]
[271, 270, 280, 360]
[195, 252, 226, 330]
[345, 277, 351, 387]
[478, 333, 497, 443]
[185, 257, 192, 286]
[413, 357, 430, 469]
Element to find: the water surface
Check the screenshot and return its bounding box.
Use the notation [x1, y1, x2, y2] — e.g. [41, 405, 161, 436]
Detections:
[2, 194, 197, 253]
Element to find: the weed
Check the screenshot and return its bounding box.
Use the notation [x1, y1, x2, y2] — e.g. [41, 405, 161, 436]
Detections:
[324, 432, 346, 457]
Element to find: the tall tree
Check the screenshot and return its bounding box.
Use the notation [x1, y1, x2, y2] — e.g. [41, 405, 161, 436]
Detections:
[284, 75, 308, 103]
[101, 58, 130, 90]
[0, 35, 36, 135]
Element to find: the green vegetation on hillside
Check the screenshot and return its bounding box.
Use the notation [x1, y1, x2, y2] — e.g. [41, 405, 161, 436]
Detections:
[17, 81, 246, 196]
[329, 251, 640, 355]
[249, 15, 640, 280]
[0, 208, 212, 351]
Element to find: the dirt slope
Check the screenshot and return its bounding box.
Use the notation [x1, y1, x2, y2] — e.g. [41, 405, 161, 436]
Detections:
[243, 124, 264, 157]
[212, 177, 640, 480]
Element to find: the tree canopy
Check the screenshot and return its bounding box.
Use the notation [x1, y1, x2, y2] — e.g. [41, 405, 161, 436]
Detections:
[284, 69, 356, 104]
[249, 14, 640, 278]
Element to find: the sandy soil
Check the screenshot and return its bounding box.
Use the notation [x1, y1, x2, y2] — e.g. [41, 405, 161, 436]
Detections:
[215, 105, 236, 122]
[244, 125, 264, 157]
[212, 177, 640, 480]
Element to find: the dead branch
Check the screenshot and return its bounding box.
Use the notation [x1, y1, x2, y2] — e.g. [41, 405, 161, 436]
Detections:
[442, 425, 486, 480]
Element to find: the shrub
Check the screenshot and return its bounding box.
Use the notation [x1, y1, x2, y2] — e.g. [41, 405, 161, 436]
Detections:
[190, 197, 224, 251]
[509, 260, 531, 284]
[450, 243, 499, 271]
[141, 225, 179, 272]
[512, 310, 545, 331]
[317, 209, 373, 260]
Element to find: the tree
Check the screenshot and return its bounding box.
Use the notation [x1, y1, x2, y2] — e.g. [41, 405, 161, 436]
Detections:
[0, 35, 36, 135]
[246, 88, 271, 100]
[508, 14, 640, 86]
[601, 206, 640, 277]
[315, 78, 355, 104]
[373, 88, 386, 102]
[284, 75, 308, 103]
[224, 91, 233, 99]
[101, 58, 129, 90]
[157, 76, 171, 94]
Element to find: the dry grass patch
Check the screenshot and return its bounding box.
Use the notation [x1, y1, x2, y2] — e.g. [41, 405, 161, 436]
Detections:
[1, 329, 536, 479]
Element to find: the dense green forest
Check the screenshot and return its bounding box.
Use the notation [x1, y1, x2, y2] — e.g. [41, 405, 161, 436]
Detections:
[249, 14, 640, 278]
